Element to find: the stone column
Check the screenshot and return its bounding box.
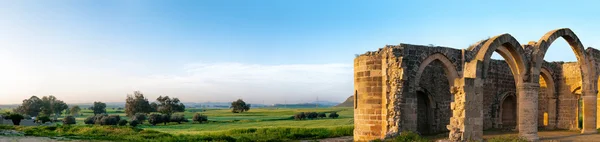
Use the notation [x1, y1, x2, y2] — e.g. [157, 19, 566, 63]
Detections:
[448, 78, 483, 141]
[582, 90, 597, 134]
[517, 82, 539, 141]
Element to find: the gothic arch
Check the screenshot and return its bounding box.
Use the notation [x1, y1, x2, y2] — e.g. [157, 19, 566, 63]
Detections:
[466, 33, 528, 83]
[414, 53, 460, 87]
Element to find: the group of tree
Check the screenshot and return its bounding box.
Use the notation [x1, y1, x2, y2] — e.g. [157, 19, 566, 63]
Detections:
[13, 95, 70, 121]
[147, 113, 188, 126]
[192, 113, 208, 124]
[294, 112, 339, 120]
[125, 91, 185, 117]
[84, 114, 128, 126]
[90, 101, 107, 115]
[2, 112, 25, 125]
[230, 99, 250, 113]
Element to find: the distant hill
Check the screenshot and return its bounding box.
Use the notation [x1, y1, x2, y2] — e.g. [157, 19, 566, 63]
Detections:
[335, 95, 353, 107]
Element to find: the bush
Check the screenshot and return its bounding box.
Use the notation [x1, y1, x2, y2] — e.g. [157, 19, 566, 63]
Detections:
[118, 119, 128, 126]
[129, 120, 140, 127]
[306, 112, 318, 119]
[84, 115, 95, 124]
[488, 136, 528, 142]
[161, 114, 170, 125]
[148, 114, 163, 126]
[318, 112, 326, 118]
[133, 113, 147, 123]
[328, 112, 339, 119]
[62, 116, 76, 125]
[170, 114, 186, 124]
[294, 112, 306, 120]
[192, 113, 208, 123]
[391, 131, 429, 142]
[36, 115, 51, 124]
[3, 113, 25, 125]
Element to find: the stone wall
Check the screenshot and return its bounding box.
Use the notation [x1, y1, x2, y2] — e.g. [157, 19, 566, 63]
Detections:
[556, 62, 583, 130]
[354, 54, 384, 140]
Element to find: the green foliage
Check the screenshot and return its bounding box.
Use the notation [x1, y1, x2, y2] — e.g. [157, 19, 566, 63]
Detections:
[133, 113, 147, 123]
[62, 116, 76, 125]
[68, 105, 81, 116]
[390, 131, 428, 142]
[13, 96, 43, 117]
[118, 119, 128, 126]
[156, 96, 185, 115]
[36, 115, 51, 123]
[294, 112, 306, 120]
[328, 112, 339, 119]
[3, 112, 25, 125]
[306, 112, 318, 119]
[130, 120, 140, 127]
[230, 99, 251, 113]
[318, 112, 326, 118]
[84, 115, 95, 124]
[192, 113, 208, 123]
[148, 114, 163, 126]
[487, 136, 528, 142]
[169, 114, 187, 124]
[90, 102, 107, 115]
[125, 91, 152, 116]
[0, 125, 353, 141]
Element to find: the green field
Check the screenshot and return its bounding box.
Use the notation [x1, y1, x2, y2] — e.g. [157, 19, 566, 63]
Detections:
[0, 107, 354, 141]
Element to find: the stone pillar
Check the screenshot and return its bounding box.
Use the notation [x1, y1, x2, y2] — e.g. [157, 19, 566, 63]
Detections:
[582, 91, 597, 134]
[517, 82, 539, 141]
[546, 97, 557, 129]
[448, 78, 483, 141]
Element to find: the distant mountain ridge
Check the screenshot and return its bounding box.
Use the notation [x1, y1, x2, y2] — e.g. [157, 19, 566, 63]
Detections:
[335, 95, 353, 107]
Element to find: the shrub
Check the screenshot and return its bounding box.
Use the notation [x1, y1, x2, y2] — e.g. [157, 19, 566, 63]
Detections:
[161, 114, 170, 125]
[84, 115, 95, 124]
[306, 112, 318, 119]
[318, 112, 326, 118]
[328, 112, 339, 119]
[62, 116, 76, 125]
[133, 113, 147, 123]
[118, 119, 128, 126]
[129, 120, 140, 127]
[36, 115, 51, 124]
[3, 113, 25, 125]
[294, 112, 306, 120]
[391, 131, 429, 142]
[192, 113, 208, 123]
[170, 114, 186, 124]
[148, 114, 163, 126]
[488, 136, 528, 142]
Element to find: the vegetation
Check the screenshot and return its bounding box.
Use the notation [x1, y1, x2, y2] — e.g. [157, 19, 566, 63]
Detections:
[3, 112, 25, 125]
[68, 105, 81, 116]
[487, 136, 528, 142]
[0, 125, 353, 141]
[169, 114, 187, 124]
[13, 95, 68, 120]
[148, 113, 163, 126]
[36, 115, 51, 124]
[130, 120, 140, 127]
[192, 113, 208, 123]
[62, 116, 76, 125]
[230, 99, 251, 113]
[89, 102, 107, 115]
[125, 91, 153, 116]
[329, 112, 339, 119]
[388, 131, 429, 142]
[118, 119, 128, 126]
[132, 113, 147, 123]
[156, 96, 185, 115]
[294, 112, 306, 120]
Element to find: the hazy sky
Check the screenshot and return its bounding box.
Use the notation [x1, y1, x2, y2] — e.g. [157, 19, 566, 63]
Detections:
[1, 0, 599, 104]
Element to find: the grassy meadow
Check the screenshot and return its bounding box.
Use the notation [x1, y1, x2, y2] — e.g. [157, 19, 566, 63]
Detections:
[1, 107, 354, 141]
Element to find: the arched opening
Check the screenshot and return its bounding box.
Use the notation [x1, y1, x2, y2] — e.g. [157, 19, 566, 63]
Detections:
[414, 53, 458, 135]
[538, 68, 555, 129]
[501, 93, 517, 129]
[354, 90, 358, 109]
[417, 90, 433, 134]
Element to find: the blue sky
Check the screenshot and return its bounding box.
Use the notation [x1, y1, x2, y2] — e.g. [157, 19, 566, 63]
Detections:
[1, 0, 599, 104]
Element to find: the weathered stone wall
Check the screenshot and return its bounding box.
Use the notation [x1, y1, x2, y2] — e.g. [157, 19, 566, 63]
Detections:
[354, 54, 384, 140]
[556, 62, 583, 130]
[418, 60, 452, 133]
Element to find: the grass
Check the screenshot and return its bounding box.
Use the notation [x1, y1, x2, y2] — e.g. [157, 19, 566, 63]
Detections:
[2, 107, 354, 141]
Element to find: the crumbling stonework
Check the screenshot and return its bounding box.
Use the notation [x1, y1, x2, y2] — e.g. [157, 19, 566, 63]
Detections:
[354, 28, 600, 141]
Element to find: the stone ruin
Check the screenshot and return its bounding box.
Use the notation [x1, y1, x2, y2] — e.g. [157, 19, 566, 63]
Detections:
[353, 28, 600, 141]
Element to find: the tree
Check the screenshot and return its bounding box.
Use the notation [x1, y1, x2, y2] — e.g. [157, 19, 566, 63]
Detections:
[148, 114, 163, 126]
[3, 112, 24, 125]
[132, 113, 147, 123]
[170, 114, 186, 124]
[63, 116, 76, 125]
[150, 102, 158, 112]
[125, 91, 152, 116]
[156, 96, 185, 115]
[51, 100, 68, 120]
[14, 96, 43, 117]
[129, 120, 140, 127]
[328, 112, 339, 119]
[192, 113, 208, 123]
[230, 99, 251, 113]
[294, 112, 306, 120]
[36, 115, 51, 123]
[306, 112, 318, 119]
[69, 105, 81, 116]
[118, 119, 128, 126]
[318, 112, 326, 119]
[90, 102, 107, 115]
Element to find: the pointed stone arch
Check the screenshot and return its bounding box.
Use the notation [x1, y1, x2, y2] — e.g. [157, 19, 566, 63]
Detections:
[414, 53, 460, 88]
